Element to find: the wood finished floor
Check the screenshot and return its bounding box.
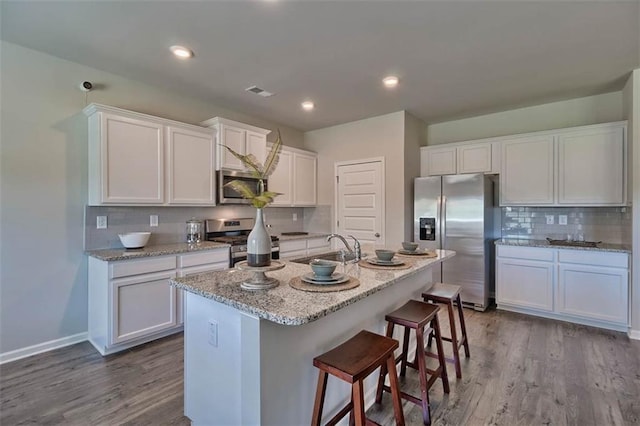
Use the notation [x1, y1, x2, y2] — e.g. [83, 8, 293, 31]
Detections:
[2, 309, 639, 425]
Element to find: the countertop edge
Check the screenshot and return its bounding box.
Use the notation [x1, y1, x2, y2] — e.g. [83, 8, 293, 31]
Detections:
[276, 232, 331, 241]
[494, 239, 630, 253]
[86, 242, 230, 261]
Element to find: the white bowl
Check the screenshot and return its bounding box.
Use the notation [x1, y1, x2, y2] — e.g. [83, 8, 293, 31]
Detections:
[118, 232, 151, 249]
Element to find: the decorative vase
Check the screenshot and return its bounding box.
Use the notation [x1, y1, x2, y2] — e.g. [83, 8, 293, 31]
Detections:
[247, 208, 272, 267]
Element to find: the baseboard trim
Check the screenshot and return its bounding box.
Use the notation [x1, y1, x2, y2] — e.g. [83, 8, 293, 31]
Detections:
[0, 332, 88, 365]
[628, 329, 640, 340]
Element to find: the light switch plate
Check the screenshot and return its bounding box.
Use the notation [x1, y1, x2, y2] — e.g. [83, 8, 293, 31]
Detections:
[558, 215, 568, 225]
[545, 215, 554, 225]
[150, 215, 159, 227]
[97, 216, 107, 229]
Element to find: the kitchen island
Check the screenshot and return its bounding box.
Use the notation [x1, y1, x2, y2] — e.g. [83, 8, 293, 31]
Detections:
[170, 249, 455, 425]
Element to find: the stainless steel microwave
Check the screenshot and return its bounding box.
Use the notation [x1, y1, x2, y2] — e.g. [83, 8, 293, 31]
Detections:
[217, 169, 267, 205]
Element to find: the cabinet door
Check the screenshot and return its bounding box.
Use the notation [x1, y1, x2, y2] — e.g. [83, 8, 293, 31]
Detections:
[246, 131, 267, 164]
[496, 258, 554, 311]
[557, 264, 628, 324]
[218, 124, 246, 170]
[166, 126, 215, 205]
[457, 143, 492, 174]
[269, 149, 293, 206]
[425, 146, 457, 176]
[279, 239, 307, 259]
[110, 271, 177, 344]
[557, 126, 625, 205]
[500, 135, 554, 205]
[100, 113, 164, 204]
[293, 152, 317, 206]
[307, 237, 331, 255]
[176, 261, 228, 325]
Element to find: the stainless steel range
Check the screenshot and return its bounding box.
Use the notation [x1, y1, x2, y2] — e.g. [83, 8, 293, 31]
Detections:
[205, 218, 280, 266]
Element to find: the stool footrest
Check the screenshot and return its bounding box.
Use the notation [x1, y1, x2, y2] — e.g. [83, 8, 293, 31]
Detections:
[382, 384, 423, 407]
[325, 402, 352, 426]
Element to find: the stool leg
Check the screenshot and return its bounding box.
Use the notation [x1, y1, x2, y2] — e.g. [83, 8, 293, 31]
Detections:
[456, 294, 471, 358]
[446, 300, 462, 379]
[386, 353, 406, 426]
[376, 322, 395, 404]
[432, 316, 450, 393]
[352, 379, 366, 426]
[311, 370, 328, 426]
[414, 325, 431, 425]
[400, 326, 410, 377]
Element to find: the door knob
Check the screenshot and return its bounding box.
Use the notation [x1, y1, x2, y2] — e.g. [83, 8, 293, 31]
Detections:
[374, 233, 380, 238]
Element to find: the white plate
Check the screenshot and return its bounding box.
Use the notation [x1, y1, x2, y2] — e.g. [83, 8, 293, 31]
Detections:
[305, 272, 345, 282]
[366, 258, 405, 266]
[301, 272, 350, 285]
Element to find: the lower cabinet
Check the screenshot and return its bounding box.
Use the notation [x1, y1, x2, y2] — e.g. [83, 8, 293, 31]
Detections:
[496, 244, 629, 331]
[279, 236, 330, 259]
[88, 248, 229, 355]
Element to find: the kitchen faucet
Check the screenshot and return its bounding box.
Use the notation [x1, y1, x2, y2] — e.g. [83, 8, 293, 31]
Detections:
[327, 233, 362, 262]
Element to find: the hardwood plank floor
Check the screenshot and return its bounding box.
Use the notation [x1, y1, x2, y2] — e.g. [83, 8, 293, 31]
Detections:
[2, 309, 639, 425]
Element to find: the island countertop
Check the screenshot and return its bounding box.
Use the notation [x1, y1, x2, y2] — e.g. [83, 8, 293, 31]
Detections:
[169, 249, 455, 326]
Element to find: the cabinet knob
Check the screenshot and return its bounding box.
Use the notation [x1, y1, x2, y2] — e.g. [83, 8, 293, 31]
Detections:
[374, 233, 380, 238]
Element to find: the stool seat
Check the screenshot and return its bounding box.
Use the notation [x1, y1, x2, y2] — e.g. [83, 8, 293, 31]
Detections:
[313, 330, 398, 383]
[385, 300, 440, 329]
[422, 282, 461, 300]
[312, 330, 405, 426]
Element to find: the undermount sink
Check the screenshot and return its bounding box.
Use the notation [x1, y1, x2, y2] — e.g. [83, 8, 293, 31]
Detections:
[290, 251, 368, 265]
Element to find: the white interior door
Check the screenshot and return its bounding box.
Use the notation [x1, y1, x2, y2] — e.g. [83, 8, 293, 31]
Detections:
[335, 159, 384, 246]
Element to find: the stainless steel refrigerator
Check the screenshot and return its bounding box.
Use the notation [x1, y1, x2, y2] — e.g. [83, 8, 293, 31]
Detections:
[414, 174, 497, 311]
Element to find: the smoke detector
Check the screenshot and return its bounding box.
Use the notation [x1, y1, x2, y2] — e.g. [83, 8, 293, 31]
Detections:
[245, 86, 274, 97]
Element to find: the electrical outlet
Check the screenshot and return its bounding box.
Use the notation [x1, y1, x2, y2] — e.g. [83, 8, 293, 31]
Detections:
[545, 215, 554, 225]
[96, 216, 107, 229]
[208, 320, 218, 347]
[150, 215, 159, 227]
[292, 213, 298, 222]
[558, 215, 568, 225]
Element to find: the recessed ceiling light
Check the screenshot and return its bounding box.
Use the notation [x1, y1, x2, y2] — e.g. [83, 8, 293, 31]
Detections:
[382, 75, 399, 88]
[301, 101, 315, 111]
[170, 45, 194, 59]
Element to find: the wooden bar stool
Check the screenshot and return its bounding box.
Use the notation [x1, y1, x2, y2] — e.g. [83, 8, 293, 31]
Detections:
[311, 330, 405, 426]
[422, 283, 471, 379]
[375, 300, 449, 425]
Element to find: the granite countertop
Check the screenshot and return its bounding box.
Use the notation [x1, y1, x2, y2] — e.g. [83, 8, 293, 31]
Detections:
[86, 241, 230, 261]
[170, 249, 455, 326]
[495, 238, 630, 253]
[276, 232, 331, 241]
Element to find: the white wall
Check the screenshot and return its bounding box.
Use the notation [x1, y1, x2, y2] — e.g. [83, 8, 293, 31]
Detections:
[0, 41, 303, 355]
[304, 111, 409, 246]
[624, 69, 640, 337]
[427, 92, 625, 145]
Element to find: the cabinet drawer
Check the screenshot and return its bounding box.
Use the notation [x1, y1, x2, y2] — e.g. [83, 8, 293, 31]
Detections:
[496, 245, 554, 262]
[280, 240, 307, 252]
[110, 256, 176, 279]
[557, 249, 628, 268]
[178, 249, 229, 268]
[307, 237, 330, 249]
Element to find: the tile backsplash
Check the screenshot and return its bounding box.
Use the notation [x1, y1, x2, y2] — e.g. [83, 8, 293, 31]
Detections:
[501, 206, 631, 245]
[84, 205, 330, 250]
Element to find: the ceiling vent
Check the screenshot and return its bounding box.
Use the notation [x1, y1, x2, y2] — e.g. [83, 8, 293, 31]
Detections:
[245, 86, 274, 97]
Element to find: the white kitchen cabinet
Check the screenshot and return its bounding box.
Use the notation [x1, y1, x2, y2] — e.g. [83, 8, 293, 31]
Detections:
[201, 117, 270, 171]
[88, 247, 229, 355]
[87, 109, 165, 205]
[500, 134, 555, 205]
[556, 249, 629, 325]
[166, 125, 215, 205]
[496, 246, 555, 312]
[85, 104, 215, 206]
[421, 142, 495, 176]
[557, 124, 626, 205]
[496, 244, 629, 331]
[279, 236, 330, 259]
[268, 145, 317, 207]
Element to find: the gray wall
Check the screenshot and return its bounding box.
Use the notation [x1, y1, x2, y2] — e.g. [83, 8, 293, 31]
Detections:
[0, 41, 304, 355]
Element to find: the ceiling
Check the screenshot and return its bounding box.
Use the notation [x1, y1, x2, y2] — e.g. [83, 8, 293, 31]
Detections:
[1, 1, 639, 131]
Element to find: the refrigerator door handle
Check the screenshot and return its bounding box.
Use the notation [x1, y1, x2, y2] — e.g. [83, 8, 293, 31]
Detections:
[441, 195, 446, 249]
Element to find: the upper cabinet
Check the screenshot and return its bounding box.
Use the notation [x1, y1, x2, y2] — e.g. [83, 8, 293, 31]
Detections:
[268, 145, 318, 207]
[200, 117, 270, 171]
[420, 141, 498, 176]
[84, 104, 215, 206]
[500, 122, 627, 206]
